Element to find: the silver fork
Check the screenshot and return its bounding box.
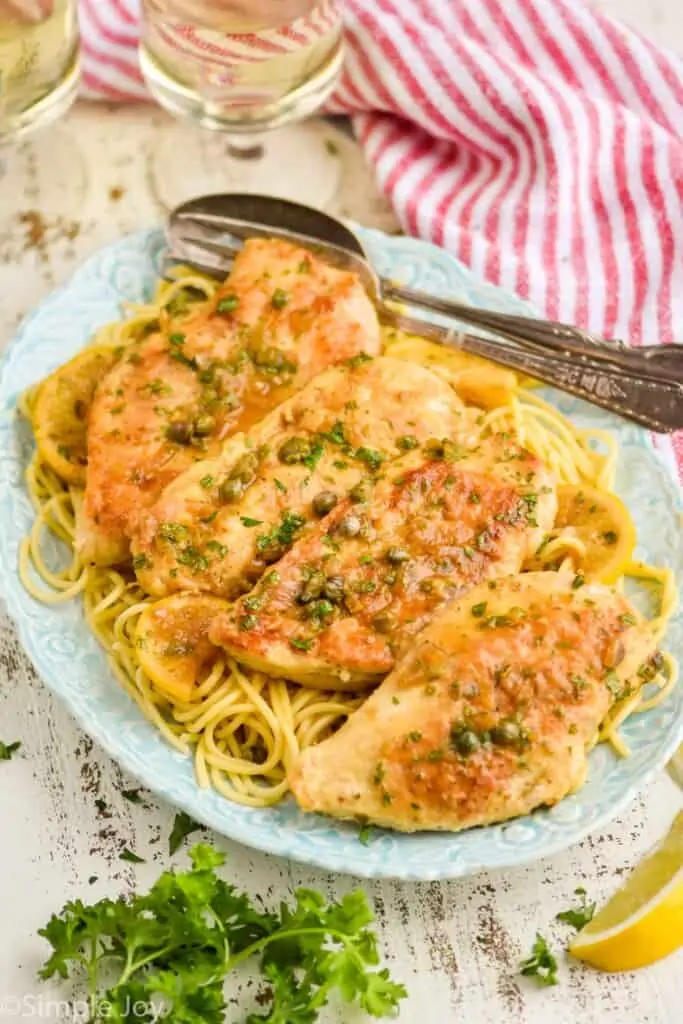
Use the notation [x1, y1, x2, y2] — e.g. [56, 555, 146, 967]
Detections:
[164, 218, 683, 433]
[169, 209, 683, 381]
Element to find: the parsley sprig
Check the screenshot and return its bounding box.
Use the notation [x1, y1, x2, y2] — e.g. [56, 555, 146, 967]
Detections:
[556, 887, 596, 930]
[38, 844, 406, 1023]
[519, 933, 559, 987]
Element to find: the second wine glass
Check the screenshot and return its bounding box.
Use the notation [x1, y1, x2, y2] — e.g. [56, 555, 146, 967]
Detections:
[138, 0, 345, 211]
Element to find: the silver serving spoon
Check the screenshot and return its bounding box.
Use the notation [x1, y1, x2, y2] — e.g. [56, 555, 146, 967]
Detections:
[165, 197, 683, 432]
[167, 193, 683, 380]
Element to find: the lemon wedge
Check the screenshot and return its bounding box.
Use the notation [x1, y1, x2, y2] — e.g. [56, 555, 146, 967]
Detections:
[534, 483, 637, 583]
[32, 346, 119, 486]
[570, 809, 683, 971]
[667, 745, 683, 790]
[382, 331, 517, 409]
[136, 593, 230, 703]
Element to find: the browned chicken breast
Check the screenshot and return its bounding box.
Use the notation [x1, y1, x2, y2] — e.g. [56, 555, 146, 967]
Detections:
[210, 438, 557, 689]
[289, 571, 658, 831]
[132, 356, 478, 598]
[77, 238, 381, 566]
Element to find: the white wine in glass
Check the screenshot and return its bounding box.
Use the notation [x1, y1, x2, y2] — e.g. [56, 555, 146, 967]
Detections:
[0, 0, 83, 218]
[139, 0, 345, 210]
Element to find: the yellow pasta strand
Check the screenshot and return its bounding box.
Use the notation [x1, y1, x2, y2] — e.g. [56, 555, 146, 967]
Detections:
[16, 287, 679, 808]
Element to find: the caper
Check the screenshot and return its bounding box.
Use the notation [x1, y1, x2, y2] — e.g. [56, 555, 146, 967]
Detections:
[194, 413, 216, 436]
[166, 421, 193, 445]
[306, 599, 335, 620]
[349, 479, 371, 503]
[312, 490, 338, 517]
[323, 575, 346, 602]
[297, 572, 325, 604]
[386, 546, 410, 564]
[451, 728, 480, 756]
[233, 452, 259, 483]
[372, 611, 396, 633]
[219, 477, 245, 503]
[253, 345, 286, 371]
[337, 514, 362, 538]
[605, 639, 626, 669]
[279, 436, 311, 464]
[260, 543, 284, 565]
[490, 721, 522, 747]
[425, 439, 446, 459]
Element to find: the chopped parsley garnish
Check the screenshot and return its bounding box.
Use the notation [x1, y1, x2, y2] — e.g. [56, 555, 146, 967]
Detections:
[274, 478, 287, 493]
[519, 933, 559, 987]
[256, 510, 305, 553]
[471, 602, 488, 617]
[158, 522, 190, 543]
[239, 615, 259, 632]
[216, 294, 240, 314]
[322, 420, 348, 446]
[556, 888, 595, 930]
[355, 446, 384, 472]
[346, 351, 372, 368]
[396, 435, 419, 451]
[572, 573, 585, 589]
[271, 288, 290, 309]
[132, 553, 152, 571]
[169, 348, 198, 371]
[290, 636, 314, 652]
[240, 516, 263, 528]
[169, 332, 185, 346]
[602, 530, 618, 545]
[168, 812, 204, 855]
[358, 824, 373, 846]
[119, 848, 145, 864]
[199, 475, 214, 489]
[0, 740, 21, 761]
[619, 612, 637, 626]
[302, 440, 325, 471]
[176, 547, 209, 572]
[206, 540, 228, 557]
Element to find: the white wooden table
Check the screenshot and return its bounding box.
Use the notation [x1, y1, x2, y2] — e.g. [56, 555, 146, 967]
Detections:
[1, 32, 682, 1021]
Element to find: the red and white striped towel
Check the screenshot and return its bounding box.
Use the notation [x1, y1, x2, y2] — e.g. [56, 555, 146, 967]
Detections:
[81, 0, 683, 471]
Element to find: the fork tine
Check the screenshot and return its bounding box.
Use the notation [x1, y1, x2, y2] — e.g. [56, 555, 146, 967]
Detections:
[177, 232, 242, 260]
[164, 249, 231, 282]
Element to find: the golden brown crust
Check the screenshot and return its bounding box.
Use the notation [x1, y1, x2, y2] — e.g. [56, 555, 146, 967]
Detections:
[289, 572, 657, 831]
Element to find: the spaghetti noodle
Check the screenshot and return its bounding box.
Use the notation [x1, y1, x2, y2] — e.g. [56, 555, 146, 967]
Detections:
[18, 272, 678, 807]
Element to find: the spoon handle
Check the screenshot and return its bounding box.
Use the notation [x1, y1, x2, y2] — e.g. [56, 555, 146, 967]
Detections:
[384, 281, 682, 386]
[381, 308, 683, 433]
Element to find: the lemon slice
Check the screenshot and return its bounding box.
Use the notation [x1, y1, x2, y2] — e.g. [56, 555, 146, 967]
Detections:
[382, 332, 518, 409]
[32, 346, 119, 486]
[667, 744, 683, 789]
[536, 483, 636, 583]
[136, 594, 230, 703]
[570, 809, 683, 971]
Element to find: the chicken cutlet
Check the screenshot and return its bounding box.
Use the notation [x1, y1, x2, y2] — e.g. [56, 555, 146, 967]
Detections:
[210, 438, 557, 689]
[77, 238, 381, 566]
[132, 356, 478, 598]
[289, 571, 658, 831]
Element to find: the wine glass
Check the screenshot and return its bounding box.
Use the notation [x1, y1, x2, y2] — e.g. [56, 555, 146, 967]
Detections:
[138, 0, 345, 211]
[0, 0, 84, 220]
